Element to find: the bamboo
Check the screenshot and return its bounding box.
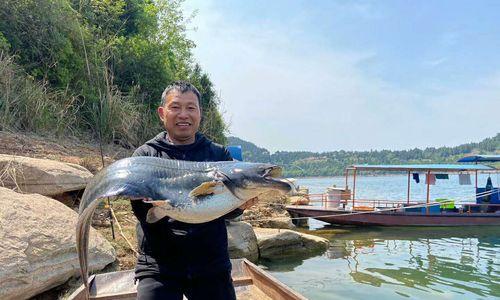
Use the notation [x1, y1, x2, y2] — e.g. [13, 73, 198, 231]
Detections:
[109, 207, 139, 257]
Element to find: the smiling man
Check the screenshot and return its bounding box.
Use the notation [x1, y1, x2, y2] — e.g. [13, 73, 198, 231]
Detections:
[130, 81, 255, 300]
[157, 84, 201, 145]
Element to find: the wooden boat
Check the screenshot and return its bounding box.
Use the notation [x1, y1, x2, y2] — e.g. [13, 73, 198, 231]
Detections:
[286, 205, 500, 226]
[287, 156, 500, 227]
[68, 258, 307, 300]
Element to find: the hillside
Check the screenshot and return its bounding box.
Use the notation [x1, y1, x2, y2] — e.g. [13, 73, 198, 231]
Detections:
[227, 136, 272, 163]
[228, 133, 500, 177]
[0, 0, 228, 147]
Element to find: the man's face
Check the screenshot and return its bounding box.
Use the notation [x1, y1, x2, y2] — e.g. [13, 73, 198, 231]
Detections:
[158, 90, 201, 144]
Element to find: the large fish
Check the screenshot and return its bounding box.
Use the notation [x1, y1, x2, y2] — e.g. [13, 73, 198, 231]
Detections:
[76, 156, 292, 296]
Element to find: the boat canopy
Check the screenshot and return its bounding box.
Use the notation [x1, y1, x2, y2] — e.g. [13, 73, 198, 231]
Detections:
[457, 155, 500, 163]
[349, 164, 494, 172]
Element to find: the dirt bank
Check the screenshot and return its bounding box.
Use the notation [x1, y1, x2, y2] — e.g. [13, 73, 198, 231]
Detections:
[0, 131, 131, 173]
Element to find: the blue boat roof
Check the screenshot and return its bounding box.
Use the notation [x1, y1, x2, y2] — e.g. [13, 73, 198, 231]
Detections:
[350, 164, 495, 172]
[457, 155, 500, 163]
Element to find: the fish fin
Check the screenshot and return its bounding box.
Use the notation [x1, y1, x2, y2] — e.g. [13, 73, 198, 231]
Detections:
[189, 181, 224, 197]
[146, 207, 169, 223]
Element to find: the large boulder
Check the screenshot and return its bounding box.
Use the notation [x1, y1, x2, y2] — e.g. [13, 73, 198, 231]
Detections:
[243, 208, 294, 229]
[242, 191, 295, 229]
[0, 154, 93, 196]
[0, 187, 116, 300]
[227, 221, 259, 262]
[254, 228, 329, 260]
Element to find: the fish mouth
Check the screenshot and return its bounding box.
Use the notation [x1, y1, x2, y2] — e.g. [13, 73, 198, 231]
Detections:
[262, 166, 293, 194]
[264, 165, 283, 178]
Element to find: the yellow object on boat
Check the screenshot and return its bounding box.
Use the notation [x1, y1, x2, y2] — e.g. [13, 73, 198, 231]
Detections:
[354, 206, 375, 211]
[435, 198, 455, 209]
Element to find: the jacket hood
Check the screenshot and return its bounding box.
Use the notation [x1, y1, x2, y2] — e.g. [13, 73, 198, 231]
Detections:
[145, 131, 210, 153]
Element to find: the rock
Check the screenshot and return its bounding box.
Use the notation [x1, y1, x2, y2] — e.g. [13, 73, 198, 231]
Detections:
[288, 195, 309, 205]
[296, 187, 309, 196]
[0, 187, 116, 300]
[243, 207, 294, 229]
[254, 228, 329, 260]
[257, 190, 286, 203]
[299, 232, 330, 252]
[227, 221, 259, 262]
[242, 191, 295, 229]
[0, 154, 93, 196]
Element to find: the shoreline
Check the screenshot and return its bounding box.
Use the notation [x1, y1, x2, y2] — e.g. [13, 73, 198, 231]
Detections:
[292, 173, 414, 179]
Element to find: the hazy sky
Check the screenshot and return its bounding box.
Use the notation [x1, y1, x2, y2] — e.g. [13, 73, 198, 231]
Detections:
[183, 0, 500, 152]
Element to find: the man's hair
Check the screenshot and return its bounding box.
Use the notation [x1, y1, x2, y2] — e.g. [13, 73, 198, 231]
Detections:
[160, 81, 201, 107]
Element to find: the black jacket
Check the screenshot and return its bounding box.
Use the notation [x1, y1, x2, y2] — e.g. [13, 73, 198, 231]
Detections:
[131, 131, 241, 279]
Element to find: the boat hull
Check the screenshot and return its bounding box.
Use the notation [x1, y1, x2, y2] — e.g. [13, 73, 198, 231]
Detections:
[286, 205, 500, 226]
[68, 258, 306, 300]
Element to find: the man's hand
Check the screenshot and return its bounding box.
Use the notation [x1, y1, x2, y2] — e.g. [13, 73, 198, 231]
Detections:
[239, 197, 259, 210]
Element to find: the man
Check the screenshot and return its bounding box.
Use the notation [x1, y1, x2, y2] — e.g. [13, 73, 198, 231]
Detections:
[131, 81, 255, 300]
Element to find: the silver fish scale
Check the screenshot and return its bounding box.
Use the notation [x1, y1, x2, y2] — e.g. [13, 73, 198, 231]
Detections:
[79, 158, 217, 211]
[155, 173, 215, 205]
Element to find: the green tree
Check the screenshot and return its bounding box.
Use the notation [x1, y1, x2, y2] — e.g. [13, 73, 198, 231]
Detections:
[0, 0, 86, 87]
[0, 0, 229, 147]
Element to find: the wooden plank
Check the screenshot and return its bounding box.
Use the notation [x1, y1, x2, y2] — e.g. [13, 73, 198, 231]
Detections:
[89, 292, 136, 300]
[232, 276, 254, 287]
[231, 258, 250, 278]
[68, 258, 305, 300]
[243, 259, 307, 300]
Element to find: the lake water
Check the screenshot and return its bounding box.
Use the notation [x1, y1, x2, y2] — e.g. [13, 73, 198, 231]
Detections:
[260, 175, 500, 299]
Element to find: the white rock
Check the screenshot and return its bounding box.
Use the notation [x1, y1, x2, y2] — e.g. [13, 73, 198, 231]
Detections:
[227, 221, 259, 262]
[0, 187, 116, 300]
[0, 154, 93, 196]
[254, 228, 329, 259]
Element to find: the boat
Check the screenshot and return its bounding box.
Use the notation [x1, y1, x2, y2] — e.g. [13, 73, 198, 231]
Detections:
[68, 258, 307, 300]
[286, 155, 500, 226]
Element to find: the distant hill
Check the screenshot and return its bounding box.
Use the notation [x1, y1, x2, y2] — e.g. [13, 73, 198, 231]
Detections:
[227, 136, 272, 163]
[228, 133, 500, 177]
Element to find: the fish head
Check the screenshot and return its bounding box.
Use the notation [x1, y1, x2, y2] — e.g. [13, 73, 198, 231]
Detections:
[216, 162, 292, 200]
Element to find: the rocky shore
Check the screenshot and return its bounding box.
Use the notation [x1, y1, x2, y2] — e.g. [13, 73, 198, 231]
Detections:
[0, 133, 329, 299]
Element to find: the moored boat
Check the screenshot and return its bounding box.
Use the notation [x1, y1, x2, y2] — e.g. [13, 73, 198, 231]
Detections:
[287, 155, 500, 226]
[68, 258, 307, 300]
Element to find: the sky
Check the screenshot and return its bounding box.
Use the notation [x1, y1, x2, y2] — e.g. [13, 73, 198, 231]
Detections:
[183, 0, 500, 153]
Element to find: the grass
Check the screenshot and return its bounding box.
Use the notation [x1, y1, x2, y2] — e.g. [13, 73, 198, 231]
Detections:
[95, 198, 139, 271]
[0, 52, 79, 135]
[0, 52, 163, 148]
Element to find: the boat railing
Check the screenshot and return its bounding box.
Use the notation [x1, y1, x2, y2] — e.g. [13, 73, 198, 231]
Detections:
[303, 193, 350, 206]
[300, 193, 500, 213]
[300, 190, 500, 213]
[303, 193, 425, 209]
[342, 199, 500, 212]
[348, 199, 420, 208]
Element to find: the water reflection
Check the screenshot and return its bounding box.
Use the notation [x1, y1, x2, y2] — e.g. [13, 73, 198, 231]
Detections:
[327, 226, 500, 298]
[262, 226, 500, 299]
